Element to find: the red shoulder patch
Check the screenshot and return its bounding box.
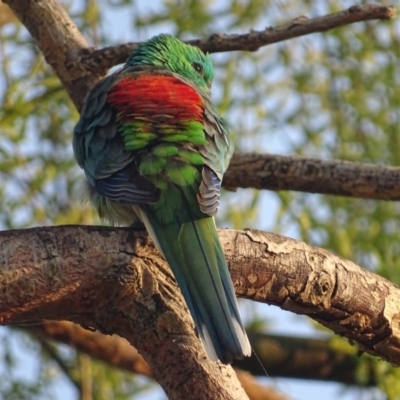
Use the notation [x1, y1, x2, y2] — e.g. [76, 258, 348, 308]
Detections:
[107, 75, 204, 123]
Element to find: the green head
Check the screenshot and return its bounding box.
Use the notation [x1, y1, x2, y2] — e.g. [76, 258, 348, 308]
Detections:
[126, 34, 214, 90]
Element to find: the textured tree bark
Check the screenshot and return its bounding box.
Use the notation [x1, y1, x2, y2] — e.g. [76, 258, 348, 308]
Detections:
[2, 226, 400, 368]
[3, 0, 106, 110]
[0, 226, 248, 400]
[225, 153, 400, 201]
[226, 229, 400, 366]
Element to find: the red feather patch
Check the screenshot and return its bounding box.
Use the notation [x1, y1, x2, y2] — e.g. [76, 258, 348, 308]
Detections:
[107, 75, 204, 123]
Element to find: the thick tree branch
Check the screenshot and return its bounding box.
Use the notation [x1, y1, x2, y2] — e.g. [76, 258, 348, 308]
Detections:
[3, 0, 105, 110]
[226, 153, 400, 200]
[0, 226, 248, 400]
[1, 226, 400, 368]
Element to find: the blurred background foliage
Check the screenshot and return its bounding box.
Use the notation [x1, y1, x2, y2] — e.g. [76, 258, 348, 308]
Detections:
[1, 0, 400, 399]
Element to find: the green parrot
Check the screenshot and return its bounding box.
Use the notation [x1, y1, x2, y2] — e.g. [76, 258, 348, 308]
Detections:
[73, 34, 251, 364]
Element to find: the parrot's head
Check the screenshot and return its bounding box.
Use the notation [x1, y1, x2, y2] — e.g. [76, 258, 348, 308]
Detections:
[125, 34, 214, 91]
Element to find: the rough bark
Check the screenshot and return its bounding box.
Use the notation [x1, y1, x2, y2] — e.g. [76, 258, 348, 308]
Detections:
[225, 153, 400, 201]
[1, 226, 248, 400]
[3, 0, 105, 110]
[231, 229, 400, 366]
[2, 226, 400, 368]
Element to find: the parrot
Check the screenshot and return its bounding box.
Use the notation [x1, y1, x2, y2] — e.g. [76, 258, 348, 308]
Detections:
[73, 34, 251, 364]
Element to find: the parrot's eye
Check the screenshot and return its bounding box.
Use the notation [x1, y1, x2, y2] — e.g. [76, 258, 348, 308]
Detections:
[192, 62, 204, 75]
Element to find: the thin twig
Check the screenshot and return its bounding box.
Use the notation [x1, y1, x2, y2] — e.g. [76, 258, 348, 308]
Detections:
[80, 4, 396, 71]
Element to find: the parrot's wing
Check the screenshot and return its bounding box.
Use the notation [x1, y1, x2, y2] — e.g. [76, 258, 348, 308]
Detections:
[196, 91, 234, 216]
[73, 70, 160, 205]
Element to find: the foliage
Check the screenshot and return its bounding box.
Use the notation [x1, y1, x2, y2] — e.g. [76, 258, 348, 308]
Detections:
[1, 0, 400, 398]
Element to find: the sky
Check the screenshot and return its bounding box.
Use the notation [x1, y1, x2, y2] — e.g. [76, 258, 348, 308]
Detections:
[0, 0, 388, 399]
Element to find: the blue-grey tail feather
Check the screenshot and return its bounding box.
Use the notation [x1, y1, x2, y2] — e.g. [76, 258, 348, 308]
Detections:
[141, 206, 251, 364]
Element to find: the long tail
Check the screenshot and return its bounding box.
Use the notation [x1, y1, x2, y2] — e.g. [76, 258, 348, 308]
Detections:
[137, 206, 251, 364]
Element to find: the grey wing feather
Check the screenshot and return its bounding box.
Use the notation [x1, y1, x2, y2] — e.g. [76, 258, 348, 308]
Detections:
[73, 72, 160, 205]
[197, 92, 234, 216]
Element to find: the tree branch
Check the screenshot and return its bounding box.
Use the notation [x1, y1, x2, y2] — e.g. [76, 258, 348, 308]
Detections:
[0, 226, 248, 400]
[32, 323, 288, 400]
[225, 153, 400, 200]
[0, 3, 16, 27]
[33, 321, 376, 386]
[4, 2, 396, 112]
[236, 333, 374, 385]
[80, 4, 396, 72]
[33, 321, 152, 377]
[1, 226, 400, 369]
[3, 0, 105, 110]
